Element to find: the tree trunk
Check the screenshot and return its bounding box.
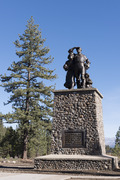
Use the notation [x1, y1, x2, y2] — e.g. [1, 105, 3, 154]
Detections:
[23, 69, 30, 159]
[23, 128, 28, 159]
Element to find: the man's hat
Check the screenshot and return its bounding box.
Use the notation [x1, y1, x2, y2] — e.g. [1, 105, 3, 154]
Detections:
[76, 47, 82, 51]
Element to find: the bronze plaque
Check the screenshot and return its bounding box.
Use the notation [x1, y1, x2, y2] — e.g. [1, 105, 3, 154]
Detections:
[62, 130, 85, 148]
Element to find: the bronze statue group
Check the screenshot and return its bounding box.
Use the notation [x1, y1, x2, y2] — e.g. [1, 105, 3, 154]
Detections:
[63, 47, 92, 89]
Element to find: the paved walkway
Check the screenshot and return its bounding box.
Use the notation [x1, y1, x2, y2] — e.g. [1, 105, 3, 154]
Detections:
[0, 173, 120, 180]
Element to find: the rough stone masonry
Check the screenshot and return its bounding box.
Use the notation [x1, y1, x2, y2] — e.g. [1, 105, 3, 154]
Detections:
[34, 88, 118, 171]
[51, 88, 105, 155]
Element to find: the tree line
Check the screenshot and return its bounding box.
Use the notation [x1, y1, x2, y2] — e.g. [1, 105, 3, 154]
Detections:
[0, 17, 56, 159]
[0, 119, 51, 158]
[0, 120, 120, 159]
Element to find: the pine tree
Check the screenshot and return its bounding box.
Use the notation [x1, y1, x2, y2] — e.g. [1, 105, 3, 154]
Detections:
[0, 17, 56, 159]
[0, 127, 18, 158]
[28, 120, 51, 158]
[0, 113, 6, 142]
[115, 126, 120, 146]
[112, 126, 120, 158]
[113, 143, 120, 157]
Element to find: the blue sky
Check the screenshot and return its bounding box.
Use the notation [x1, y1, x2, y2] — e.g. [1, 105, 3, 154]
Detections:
[0, 0, 120, 139]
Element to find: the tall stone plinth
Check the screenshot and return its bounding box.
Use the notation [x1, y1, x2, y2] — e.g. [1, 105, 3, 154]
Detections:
[52, 88, 105, 155]
[34, 88, 118, 171]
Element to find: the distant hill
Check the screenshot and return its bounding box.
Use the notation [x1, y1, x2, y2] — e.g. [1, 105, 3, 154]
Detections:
[105, 137, 115, 148]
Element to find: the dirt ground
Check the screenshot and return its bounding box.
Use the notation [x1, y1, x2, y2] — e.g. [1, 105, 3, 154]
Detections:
[0, 158, 34, 167]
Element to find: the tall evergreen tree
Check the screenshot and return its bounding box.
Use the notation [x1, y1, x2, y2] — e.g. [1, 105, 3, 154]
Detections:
[0, 17, 56, 159]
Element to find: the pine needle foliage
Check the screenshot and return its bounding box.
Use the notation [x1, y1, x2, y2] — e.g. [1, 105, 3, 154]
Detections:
[0, 17, 56, 159]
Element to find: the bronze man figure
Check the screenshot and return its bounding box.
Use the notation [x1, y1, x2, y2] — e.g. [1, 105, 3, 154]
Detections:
[63, 47, 92, 89]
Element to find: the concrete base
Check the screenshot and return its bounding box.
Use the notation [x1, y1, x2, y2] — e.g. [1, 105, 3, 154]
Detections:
[34, 154, 118, 171]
